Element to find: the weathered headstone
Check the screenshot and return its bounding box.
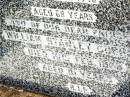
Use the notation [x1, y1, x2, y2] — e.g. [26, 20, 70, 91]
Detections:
[0, 0, 130, 97]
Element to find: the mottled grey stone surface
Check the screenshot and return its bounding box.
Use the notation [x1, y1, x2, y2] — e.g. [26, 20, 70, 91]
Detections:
[0, 0, 130, 97]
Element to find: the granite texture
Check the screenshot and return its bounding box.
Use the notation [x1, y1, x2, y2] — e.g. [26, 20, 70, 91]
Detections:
[0, 0, 130, 97]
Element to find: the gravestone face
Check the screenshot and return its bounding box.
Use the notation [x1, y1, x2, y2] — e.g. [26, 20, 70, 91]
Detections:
[0, 0, 130, 97]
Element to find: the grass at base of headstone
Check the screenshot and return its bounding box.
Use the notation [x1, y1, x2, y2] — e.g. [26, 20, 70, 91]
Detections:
[0, 85, 51, 97]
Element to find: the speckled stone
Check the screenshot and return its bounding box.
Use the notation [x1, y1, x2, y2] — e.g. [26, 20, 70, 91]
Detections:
[0, 0, 130, 97]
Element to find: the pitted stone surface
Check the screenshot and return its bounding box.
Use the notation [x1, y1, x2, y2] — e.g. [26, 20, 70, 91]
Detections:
[0, 0, 130, 97]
